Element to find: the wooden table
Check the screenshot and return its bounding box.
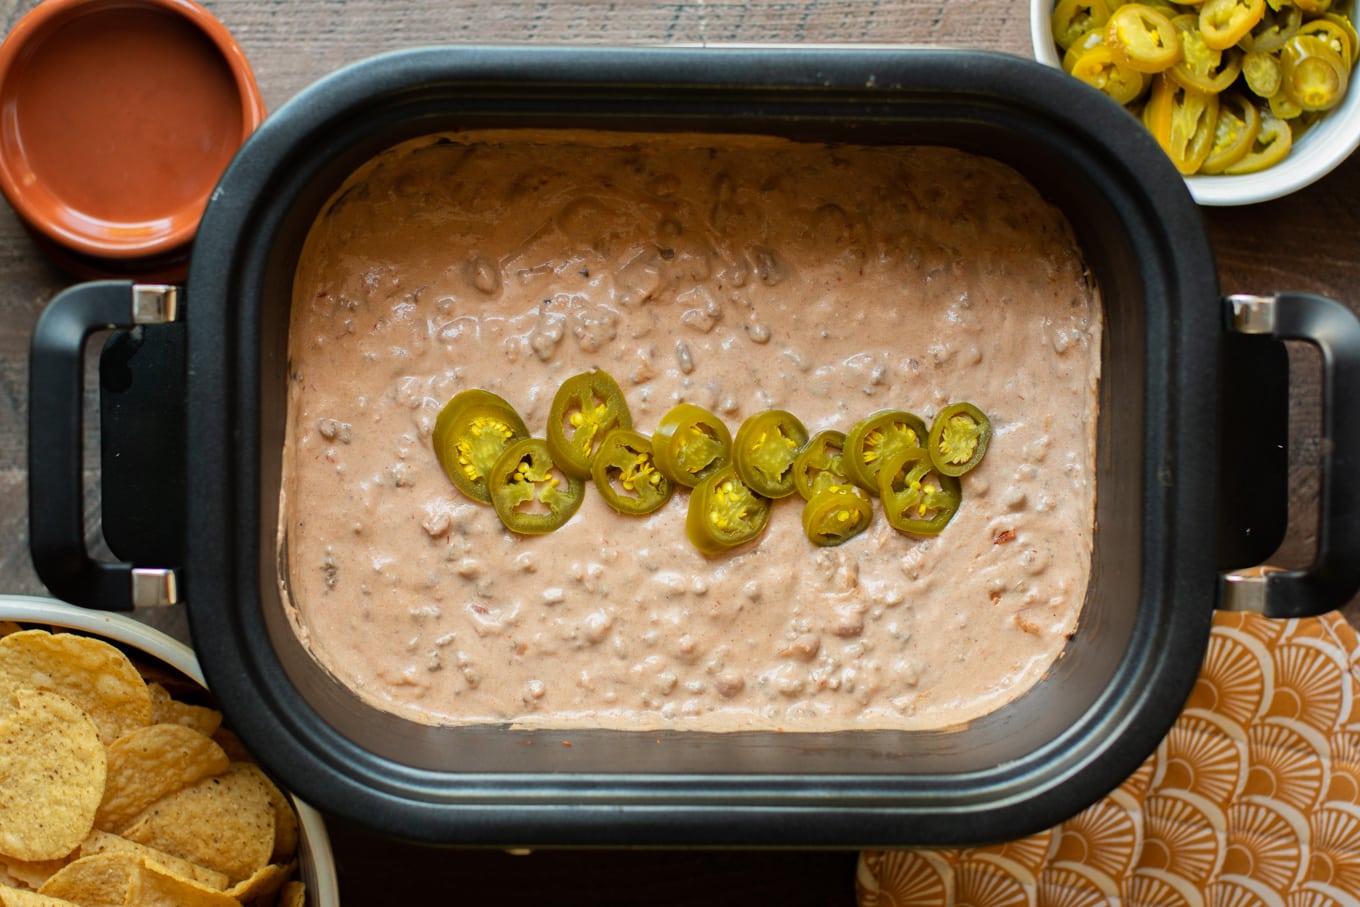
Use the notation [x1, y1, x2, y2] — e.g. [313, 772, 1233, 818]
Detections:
[1, 1, 1356, 903]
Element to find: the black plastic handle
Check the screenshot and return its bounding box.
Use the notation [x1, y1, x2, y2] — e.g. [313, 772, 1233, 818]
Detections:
[29, 281, 180, 611]
[1219, 292, 1360, 618]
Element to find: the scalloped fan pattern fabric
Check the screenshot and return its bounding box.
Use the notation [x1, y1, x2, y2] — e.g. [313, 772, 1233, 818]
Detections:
[857, 611, 1360, 907]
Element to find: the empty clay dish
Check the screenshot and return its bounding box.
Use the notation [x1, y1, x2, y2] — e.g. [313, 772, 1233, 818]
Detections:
[0, 0, 265, 278]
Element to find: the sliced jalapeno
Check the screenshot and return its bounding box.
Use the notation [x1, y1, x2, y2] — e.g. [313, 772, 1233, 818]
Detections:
[432, 389, 530, 505]
[652, 402, 732, 488]
[1241, 4, 1302, 53]
[792, 429, 850, 500]
[926, 403, 993, 477]
[1243, 48, 1283, 97]
[1322, 12, 1359, 67]
[488, 437, 585, 535]
[1168, 14, 1243, 94]
[1144, 73, 1221, 174]
[1198, 0, 1266, 52]
[1200, 90, 1262, 173]
[1107, 3, 1183, 72]
[686, 465, 772, 555]
[1281, 33, 1350, 110]
[802, 484, 874, 548]
[1224, 104, 1293, 172]
[546, 369, 633, 479]
[1298, 17, 1355, 67]
[591, 429, 674, 516]
[1071, 44, 1150, 104]
[878, 448, 962, 537]
[1052, 0, 1114, 51]
[732, 409, 809, 499]
[844, 409, 928, 495]
[1063, 27, 1109, 73]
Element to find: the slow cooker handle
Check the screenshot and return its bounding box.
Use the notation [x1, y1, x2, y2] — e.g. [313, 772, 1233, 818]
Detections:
[1220, 292, 1360, 618]
[29, 280, 181, 611]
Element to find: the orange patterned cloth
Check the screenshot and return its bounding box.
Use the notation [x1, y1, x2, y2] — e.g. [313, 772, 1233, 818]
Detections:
[856, 611, 1360, 906]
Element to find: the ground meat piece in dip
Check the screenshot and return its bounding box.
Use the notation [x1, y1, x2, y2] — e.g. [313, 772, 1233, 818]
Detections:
[280, 130, 1102, 732]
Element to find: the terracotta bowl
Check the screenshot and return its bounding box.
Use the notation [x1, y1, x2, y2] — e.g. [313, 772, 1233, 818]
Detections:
[0, 0, 265, 277]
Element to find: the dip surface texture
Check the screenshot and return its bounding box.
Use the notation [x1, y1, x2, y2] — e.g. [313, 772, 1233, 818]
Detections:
[283, 131, 1102, 731]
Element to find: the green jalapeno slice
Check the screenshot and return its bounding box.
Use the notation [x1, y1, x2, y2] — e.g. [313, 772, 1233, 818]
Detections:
[1143, 73, 1220, 174]
[732, 409, 809, 499]
[802, 484, 874, 548]
[1224, 104, 1293, 172]
[1070, 43, 1150, 103]
[488, 437, 585, 535]
[927, 402, 994, 477]
[1106, 3, 1183, 73]
[591, 429, 674, 516]
[844, 409, 929, 494]
[545, 369, 633, 479]
[1052, 0, 1113, 50]
[686, 465, 772, 555]
[1281, 33, 1350, 110]
[792, 429, 851, 500]
[1198, 0, 1266, 52]
[651, 402, 732, 488]
[432, 388, 531, 505]
[878, 448, 962, 537]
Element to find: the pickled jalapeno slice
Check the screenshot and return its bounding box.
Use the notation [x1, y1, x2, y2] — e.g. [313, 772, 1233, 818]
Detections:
[1280, 33, 1350, 110]
[488, 437, 585, 535]
[652, 402, 732, 488]
[926, 402, 993, 477]
[432, 388, 530, 505]
[591, 429, 674, 516]
[1106, 3, 1183, 73]
[792, 429, 850, 500]
[1200, 90, 1262, 173]
[1052, 0, 1114, 50]
[1224, 104, 1292, 173]
[686, 465, 772, 555]
[1198, 0, 1266, 52]
[802, 484, 874, 547]
[546, 369, 633, 479]
[878, 448, 962, 537]
[844, 409, 929, 494]
[732, 409, 809, 499]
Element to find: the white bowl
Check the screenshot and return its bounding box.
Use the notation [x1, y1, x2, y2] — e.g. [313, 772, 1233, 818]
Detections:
[0, 595, 340, 907]
[1030, 1, 1360, 205]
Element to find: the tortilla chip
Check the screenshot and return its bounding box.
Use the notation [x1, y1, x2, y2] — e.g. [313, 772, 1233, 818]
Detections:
[224, 861, 293, 902]
[121, 763, 276, 884]
[79, 831, 228, 891]
[0, 689, 106, 861]
[124, 859, 240, 907]
[208, 727, 253, 763]
[245, 764, 299, 864]
[0, 631, 152, 743]
[37, 852, 137, 904]
[0, 622, 20, 639]
[276, 880, 307, 907]
[0, 887, 82, 907]
[95, 723, 230, 833]
[0, 854, 70, 891]
[149, 695, 222, 738]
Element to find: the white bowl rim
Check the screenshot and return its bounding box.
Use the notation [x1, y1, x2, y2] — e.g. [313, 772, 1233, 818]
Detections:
[1029, 0, 1360, 206]
[0, 594, 340, 907]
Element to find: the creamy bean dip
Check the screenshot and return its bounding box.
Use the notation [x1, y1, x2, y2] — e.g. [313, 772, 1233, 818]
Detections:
[281, 130, 1101, 731]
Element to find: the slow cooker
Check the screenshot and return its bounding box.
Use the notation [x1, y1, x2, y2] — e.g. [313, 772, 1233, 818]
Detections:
[26, 46, 1360, 847]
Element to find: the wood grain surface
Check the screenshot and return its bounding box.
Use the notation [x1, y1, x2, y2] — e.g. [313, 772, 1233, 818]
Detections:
[1, 1, 1357, 903]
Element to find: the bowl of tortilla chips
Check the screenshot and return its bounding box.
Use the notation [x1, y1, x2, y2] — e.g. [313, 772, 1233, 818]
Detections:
[0, 595, 339, 907]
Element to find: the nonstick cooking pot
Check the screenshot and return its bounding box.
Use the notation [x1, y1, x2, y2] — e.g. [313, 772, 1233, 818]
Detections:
[27, 46, 1360, 847]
